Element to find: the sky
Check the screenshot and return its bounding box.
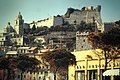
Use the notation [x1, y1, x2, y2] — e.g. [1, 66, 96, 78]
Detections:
[0, 0, 120, 32]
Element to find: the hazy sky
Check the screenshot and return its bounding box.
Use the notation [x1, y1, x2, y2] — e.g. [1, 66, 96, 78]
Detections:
[0, 0, 120, 32]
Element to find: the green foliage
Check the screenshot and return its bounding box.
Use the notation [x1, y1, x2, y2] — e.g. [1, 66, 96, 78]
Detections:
[47, 49, 75, 67]
[45, 49, 76, 80]
[16, 55, 40, 72]
[0, 58, 10, 69]
[115, 20, 120, 27]
[76, 21, 96, 32]
[101, 28, 120, 46]
[88, 28, 120, 48]
[88, 28, 120, 80]
[0, 55, 40, 72]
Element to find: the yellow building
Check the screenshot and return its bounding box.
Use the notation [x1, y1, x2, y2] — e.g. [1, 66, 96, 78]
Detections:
[68, 49, 120, 80]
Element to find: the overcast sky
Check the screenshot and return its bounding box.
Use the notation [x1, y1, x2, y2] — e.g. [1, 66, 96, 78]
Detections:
[0, 0, 120, 32]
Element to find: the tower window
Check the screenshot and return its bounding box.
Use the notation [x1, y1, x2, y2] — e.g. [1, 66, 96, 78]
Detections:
[83, 39, 85, 42]
[81, 46, 83, 48]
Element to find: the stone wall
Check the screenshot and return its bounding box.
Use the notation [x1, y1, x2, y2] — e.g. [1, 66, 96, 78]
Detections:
[64, 5, 102, 25]
[76, 31, 92, 51]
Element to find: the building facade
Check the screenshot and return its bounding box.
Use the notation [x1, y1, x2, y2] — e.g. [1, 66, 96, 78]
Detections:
[68, 49, 120, 80]
[46, 31, 76, 50]
[0, 33, 10, 46]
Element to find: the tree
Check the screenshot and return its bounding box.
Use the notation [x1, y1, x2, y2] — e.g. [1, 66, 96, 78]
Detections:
[88, 28, 120, 80]
[0, 57, 10, 80]
[30, 24, 36, 34]
[16, 55, 40, 80]
[115, 20, 120, 27]
[0, 55, 40, 80]
[0, 57, 18, 80]
[44, 49, 76, 80]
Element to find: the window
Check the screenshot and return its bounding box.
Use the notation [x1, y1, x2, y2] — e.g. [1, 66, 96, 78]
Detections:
[89, 65, 91, 68]
[18, 75, 20, 78]
[39, 66, 41, 69]
[45, 71, 48, 76]
[41, 71, 43, 74]
[83, 39, 85, 42]
[81, 46, 83, 48]
[42, 66, 44, 69]
[76, 71, 85, 80]
[77, 66, 79, 69]
[37, 72, 39, 74]
[88, 70, 97, 80]
[24, 75, 26, 78]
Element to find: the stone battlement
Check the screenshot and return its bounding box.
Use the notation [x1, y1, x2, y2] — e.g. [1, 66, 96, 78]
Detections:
[76, 31, 89, 36]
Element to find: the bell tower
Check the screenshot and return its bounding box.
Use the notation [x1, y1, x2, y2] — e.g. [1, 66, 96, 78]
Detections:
[14, 12, 24, 35]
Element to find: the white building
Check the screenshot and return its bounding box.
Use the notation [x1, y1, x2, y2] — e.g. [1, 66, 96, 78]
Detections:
[10, 35, 24, 46]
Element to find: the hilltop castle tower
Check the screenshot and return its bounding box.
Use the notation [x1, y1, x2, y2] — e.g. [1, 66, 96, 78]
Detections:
[14, 12, 24, 35]
[64, 5, 103, 32]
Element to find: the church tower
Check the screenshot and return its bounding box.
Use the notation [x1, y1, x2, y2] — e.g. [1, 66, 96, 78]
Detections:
[14, 12, 24, 35]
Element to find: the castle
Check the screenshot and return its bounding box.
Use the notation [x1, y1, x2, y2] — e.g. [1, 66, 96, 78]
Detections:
[2, 5, 111, 51]
[29, 5, 103, 32]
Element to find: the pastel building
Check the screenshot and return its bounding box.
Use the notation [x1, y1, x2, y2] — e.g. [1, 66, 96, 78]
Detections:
[68, 49, 120, 80]
[4, 48, 53, 80]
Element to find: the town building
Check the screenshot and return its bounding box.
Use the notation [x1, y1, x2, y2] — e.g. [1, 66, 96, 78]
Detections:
[4, 48, 54, 80]
[68, 49, 120, 80]
[10, 35, 24, 46]
[0, 33, 10, 46]
[46, 31, 76, 50]
[17, 47, 38, 54]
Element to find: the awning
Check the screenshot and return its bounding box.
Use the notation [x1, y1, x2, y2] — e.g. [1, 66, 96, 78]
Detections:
[103, 69, 120, 76]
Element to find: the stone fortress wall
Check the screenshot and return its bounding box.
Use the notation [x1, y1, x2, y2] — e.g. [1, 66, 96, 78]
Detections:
[29, 5, 102, 30]
[64, 5, 102, 25]
[29, 16, 63, 28]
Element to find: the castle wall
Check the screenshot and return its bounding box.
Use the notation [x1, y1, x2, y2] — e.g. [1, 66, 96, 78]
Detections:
[36, 16, 54, 28]
[64, 10, 102, 25]
[64, 5, 102, 26]
[29, 16, 63, 28]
